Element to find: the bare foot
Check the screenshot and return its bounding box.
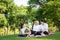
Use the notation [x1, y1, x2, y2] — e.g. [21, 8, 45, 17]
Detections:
[41, 33, 46, 36]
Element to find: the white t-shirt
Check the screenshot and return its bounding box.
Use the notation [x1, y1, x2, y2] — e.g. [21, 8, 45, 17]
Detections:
[20, 27, 27, 34]
[40, 23, 48, 32]
[33, 25, 41, 31]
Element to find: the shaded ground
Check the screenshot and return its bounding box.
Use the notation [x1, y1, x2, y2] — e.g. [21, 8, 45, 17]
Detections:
[0, 32, 60, 40]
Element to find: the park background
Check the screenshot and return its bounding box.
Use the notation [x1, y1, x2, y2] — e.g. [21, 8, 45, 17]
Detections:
[0, 0, 60, 40]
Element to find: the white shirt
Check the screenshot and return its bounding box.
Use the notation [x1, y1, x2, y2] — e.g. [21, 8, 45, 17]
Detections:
[40, 23, 48, 32]
[33, 25, 41, 31]
[20, 27, 27, 34]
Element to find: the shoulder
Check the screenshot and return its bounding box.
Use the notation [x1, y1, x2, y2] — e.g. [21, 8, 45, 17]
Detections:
[44, 23, 48, 28]
[44, 23, 48, 25]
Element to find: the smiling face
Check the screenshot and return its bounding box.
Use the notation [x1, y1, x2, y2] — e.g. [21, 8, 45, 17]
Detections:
[34, 21, 39, 25]
[41, 21, 44, 25]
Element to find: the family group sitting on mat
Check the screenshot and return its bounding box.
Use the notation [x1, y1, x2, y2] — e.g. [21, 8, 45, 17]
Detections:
[18, 19, 51, 37]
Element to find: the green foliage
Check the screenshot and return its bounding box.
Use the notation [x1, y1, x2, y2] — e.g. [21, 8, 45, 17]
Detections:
[0, 0, 60, 34]
[0, 14, 7, 27]
[28, 0, 60, 31]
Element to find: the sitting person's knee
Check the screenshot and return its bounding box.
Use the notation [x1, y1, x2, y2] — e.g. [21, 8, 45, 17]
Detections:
[43, 31, 48, 35]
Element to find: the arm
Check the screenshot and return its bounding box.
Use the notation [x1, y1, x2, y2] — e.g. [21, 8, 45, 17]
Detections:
[26, 27, 31, 35]
[44, 24, 48, 31]
[39, 25, 42, 32]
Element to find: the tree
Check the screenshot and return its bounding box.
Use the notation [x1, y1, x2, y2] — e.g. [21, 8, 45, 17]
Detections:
[28, 0, 60, 31]
[0, 0, 13, 35]
[0, 14, 7, 27]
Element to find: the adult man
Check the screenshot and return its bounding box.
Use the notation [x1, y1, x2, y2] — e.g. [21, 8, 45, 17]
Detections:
[40, 19, 48, 36]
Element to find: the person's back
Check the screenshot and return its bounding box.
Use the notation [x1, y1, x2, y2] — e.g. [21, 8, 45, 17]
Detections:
[20, 27, 27, 34]
[18, 24, 30, 37]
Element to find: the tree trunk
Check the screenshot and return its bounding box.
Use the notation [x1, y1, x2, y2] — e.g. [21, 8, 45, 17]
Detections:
[58, 27, 60, 31]
[7, 27, 8, 35]
[4, 27, 7, 36]
[14, 29, 15, 35]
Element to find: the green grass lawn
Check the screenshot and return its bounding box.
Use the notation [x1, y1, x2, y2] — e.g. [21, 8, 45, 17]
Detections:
[0, 32, 60, 40]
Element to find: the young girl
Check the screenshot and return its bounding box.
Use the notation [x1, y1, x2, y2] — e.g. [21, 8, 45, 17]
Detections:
[18, 24, 30, 37]
[31, 21, 42, 36]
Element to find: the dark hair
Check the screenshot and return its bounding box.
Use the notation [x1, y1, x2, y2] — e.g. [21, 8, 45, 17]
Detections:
[40, 19, 46, 23]
[21, 23, 24, 29]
